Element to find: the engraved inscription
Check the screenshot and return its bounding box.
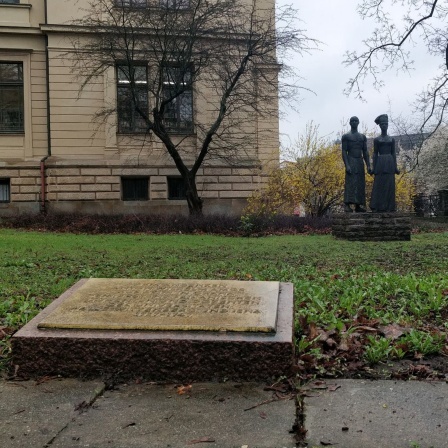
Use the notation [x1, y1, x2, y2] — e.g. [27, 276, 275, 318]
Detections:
[73, 284, 262, 317]
[38, 279, 280, 333]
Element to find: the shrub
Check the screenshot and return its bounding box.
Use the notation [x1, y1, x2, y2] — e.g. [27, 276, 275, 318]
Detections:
[0, 212, 332, 236]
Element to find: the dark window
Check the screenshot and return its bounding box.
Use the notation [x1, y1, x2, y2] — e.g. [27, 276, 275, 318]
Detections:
[0, 1, 21, 4]
[168, 177, 186, 200]
[0, 179, 10, 203]
[0, 62, 24, 133]
[115, 0, 147, 7]
[162, 65, 193, 133]
[121, 177, 149, 201]
[117, 65, 148, 133]
[160, 0, 190, 8]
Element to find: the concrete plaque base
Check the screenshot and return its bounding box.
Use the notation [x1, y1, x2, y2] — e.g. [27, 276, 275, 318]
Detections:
[332, 212, 411, 241]
[12, 280, 294, 382]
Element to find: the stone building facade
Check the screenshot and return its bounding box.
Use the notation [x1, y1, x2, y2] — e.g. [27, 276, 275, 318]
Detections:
[0, 0, 279, 216]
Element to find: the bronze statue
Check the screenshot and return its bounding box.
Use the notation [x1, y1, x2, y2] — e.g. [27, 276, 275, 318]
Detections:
[341, 116, 371, 212]
[370, 114, 400, 212]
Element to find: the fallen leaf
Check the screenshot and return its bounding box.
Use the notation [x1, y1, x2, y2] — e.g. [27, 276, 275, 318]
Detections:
[176, 385, 192, 395]
[187, 437, 216, 445]
[328, 385, 341, 392]
[0, 326, 14, 337]
[299, 354, 316, 363]
[379, 323, 406, 340]
[320, 440, 334, 446]
[309, 322, 319, 340]
[411, 364, 432, 376]
[325, 338, 337, 348]
[338, 335, 349, 351]
[317, 329, 336, 343]
[353, 326, 378, 333]
[259, 411, 267, 419]
[347, 361, 365, 371]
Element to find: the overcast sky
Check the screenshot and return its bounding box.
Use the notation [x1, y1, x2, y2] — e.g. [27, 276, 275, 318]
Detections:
[277, 0, 441, 148]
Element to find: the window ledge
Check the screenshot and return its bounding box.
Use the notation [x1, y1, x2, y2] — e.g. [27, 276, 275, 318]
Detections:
[0, 4, 32, 9]
[117, 131, 195, 136]
[165, 130, 195, 136]
[117, 132, 151, 136]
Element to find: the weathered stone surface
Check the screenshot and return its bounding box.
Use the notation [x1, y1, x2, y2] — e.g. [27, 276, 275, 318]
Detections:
[38, 279, 279, 333]
[0, 379, 104, 448]
[52, 382, 297, 448]
[12, 281, 294, 382]
[332, 213, 411, 241]
[305, 379, 448, 448]
[0, 379, 296, 448]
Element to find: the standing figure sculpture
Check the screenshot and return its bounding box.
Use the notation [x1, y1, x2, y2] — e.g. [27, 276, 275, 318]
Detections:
[370, 114, 400, 212]
[341, 116, 371, 213]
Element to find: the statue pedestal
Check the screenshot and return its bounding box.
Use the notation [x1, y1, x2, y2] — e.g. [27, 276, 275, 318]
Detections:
[332, 213, 411, 241]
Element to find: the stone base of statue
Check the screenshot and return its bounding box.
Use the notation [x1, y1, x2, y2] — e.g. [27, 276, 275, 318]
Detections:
[332, 212, 411, 241]
[12, 279, 294, 382]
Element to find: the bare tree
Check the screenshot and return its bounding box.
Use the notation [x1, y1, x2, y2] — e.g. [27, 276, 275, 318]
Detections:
[344, 0, 448, 139]
[69, 0, 315, 214]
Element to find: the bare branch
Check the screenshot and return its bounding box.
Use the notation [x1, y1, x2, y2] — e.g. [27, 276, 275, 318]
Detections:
[345, 0, 448, 134]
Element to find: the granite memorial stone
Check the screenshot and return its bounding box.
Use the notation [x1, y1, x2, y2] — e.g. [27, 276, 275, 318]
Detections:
[12, 279, 294, 382]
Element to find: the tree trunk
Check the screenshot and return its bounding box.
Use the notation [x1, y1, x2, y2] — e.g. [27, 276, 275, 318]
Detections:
[184, 173, 203, 215]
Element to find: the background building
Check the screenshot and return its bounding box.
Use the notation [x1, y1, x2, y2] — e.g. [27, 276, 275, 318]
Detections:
[0, 0, 279, 216]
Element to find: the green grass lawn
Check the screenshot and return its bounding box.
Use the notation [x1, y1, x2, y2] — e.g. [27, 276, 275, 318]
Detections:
[1, 229, 447, 376]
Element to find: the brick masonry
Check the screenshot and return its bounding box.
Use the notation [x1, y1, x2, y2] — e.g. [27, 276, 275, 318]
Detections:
[0, 162, 268, 215]
[8, 168, 41, 203]
[332, 213, 412, 241]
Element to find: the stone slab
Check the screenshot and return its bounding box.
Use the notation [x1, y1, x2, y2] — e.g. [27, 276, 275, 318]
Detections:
[0, 379, 104, 448]
[304, 379, 448, 448]
[50, 382, 297, 448]
[12, 282, 294, 382]
[38, 278, 280, 333]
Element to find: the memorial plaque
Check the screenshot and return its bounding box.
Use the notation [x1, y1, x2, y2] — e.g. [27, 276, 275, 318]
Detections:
[38, 279, 280, 333]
